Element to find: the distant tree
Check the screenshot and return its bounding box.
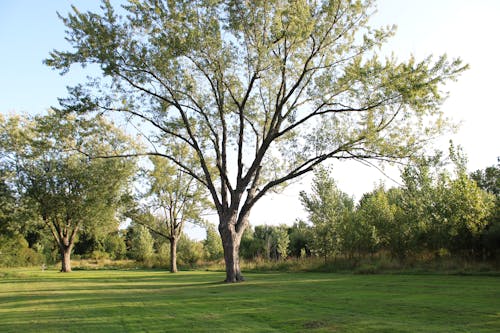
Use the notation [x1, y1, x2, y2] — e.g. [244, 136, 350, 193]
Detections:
[72, 231, 100, 257]
[471, 158, 500, 196]
[127, 223, 155, 263]
[253, 225, 275, 259]
[400, 147, 494, 257]
[288, 220, 312, 258]
[471, 160, 500, 258]
[132, 151, 210, 272]
[338, 209, 376, 259]
[0, 168, 43, 242]
[245, 224, 290, 260]
[0, 170, 17, 236]
[356, 186, 395, 254]
[443, 172, 493, 256]
[0, 112, 135, 272]
[239, 227, 261, 260]
[300, 167, 354, 262]
[177, 234, 204, 267]
[103, 231, 127, 260]
[47, 0, 466, 282]
[203, 223, 224, 261]
[0, 233, 43, 267]
[275, 225, 290, 260]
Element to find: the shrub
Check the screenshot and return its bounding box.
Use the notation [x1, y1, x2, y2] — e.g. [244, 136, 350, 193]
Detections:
[0, 234, 43, 267]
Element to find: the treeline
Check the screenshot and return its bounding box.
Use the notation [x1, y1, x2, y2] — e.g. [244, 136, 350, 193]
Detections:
[1, 111, 498, 270]
[6, 147, 497, 270]
[240, 150, 500, 264]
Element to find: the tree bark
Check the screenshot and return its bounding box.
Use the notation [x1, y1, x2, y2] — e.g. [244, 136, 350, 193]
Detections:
[219, 222, 244, 282]
[60, 246, 72, 272]
[170, 237, 178, 273]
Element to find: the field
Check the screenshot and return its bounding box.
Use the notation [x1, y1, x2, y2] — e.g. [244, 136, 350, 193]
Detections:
[0, 269, 499, 332]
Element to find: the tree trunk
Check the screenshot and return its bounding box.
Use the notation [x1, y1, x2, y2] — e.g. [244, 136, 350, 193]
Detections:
[60, 246, 72, 273]
[170, 237, 178, 273]
[219, 223, 244, 283]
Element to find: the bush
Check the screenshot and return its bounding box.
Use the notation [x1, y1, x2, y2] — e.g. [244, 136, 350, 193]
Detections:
[91, 250, 110, 260]
[178, 235, 204, 268]
[154, 243, 171, 268]
[103, 232, 127, 260]
[0, 234, 43, 267]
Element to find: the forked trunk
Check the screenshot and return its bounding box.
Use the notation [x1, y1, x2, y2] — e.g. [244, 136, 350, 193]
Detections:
[219, 223, 244, 282]
[60, 246, 72, 273]
[170, 237, 178, 273]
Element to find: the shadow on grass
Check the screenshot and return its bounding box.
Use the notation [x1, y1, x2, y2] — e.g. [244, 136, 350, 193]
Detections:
[1, 269, 499, 333]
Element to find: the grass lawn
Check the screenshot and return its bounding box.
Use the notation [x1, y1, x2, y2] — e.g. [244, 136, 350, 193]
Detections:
[0, 268, 499, 332]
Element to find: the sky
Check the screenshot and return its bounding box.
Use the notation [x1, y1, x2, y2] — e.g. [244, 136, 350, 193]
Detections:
[1, 1, 499, 236]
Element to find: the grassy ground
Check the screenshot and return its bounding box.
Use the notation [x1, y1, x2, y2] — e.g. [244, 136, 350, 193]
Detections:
[0, 268, 499, 332]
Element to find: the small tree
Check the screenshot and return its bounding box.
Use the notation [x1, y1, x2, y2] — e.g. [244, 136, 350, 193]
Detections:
[300, 167, 354, 262]
[128, 223, 155, 263]
[177, 234, 204, 268]
[133, 150, 210, 273]
[204, 223, 224, 261]
[288, 220, 312, 258]
[275, 226, 290, 260]
[239, 227, 260, 260]
[471, 159, 500, 196]
[356, 186, 396, 255]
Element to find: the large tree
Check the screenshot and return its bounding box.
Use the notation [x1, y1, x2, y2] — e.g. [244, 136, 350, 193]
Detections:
[0, 112, 135, 272]
[46, 0, 466, 281]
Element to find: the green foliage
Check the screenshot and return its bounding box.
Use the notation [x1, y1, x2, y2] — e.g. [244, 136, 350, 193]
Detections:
[134, 153, 211, 271]
[127, 224, 154, 262]
[103, 231, 127, 260]
[356, 186, 412, 259]
[145, 153, 211, 233]
[239, 227, 261, 260]
[274, 225, 290, 260]
[155, 242, 171, 268]
[300, 167, 354, 261]
[203, 223, 223, 261]
[0, 172, 16, 235]
[400, 147, 494, 257]
[288, 220, 312, 258]
[471, 158, 500, 196]
[177, 234, 203, 267]
[245, 224, 291, 260]
[0, 234, 43, 267]
[471, 159, 500, 258]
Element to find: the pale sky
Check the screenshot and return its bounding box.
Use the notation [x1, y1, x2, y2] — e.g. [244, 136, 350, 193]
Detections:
[1, 1, 499, 237]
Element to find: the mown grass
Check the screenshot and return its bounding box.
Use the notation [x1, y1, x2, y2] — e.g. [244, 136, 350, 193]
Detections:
[0, 268, 499, 332]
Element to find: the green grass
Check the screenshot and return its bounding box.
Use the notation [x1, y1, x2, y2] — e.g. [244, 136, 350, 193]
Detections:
[0, 268, 499, 332]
